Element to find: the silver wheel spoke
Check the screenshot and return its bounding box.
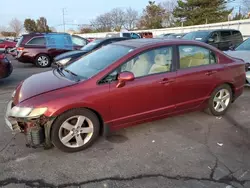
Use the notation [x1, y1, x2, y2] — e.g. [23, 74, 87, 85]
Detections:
[218, 90, 224, 99]
[214, 97, 220, 102]
[80, 127, 93, 133]
[222, 94, 230, 100]
[215, 103, 221, 111]
[61, 133, 74, 144]
[221, 101, 227, 110]
[76, 116, 85, 127]
[61, 122, 73, 131]
[76, 135, 84, 146]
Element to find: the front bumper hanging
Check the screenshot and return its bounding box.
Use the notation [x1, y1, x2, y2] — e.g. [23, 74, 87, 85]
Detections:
[5, 100, 55, 149]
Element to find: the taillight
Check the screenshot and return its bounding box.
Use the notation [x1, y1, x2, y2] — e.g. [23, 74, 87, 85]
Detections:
[17, 47, 24, 51]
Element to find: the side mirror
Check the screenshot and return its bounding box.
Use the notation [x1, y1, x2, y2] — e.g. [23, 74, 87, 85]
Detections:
[116, 71, 135, 88]
[208, 38, 214, 43]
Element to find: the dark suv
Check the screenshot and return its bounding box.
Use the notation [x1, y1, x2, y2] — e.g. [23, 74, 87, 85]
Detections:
[15, 33, 88, 67]
[183, 29, 243, 51]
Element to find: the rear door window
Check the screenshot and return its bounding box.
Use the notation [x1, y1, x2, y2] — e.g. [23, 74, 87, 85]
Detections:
[178, 45, 217, 69]
[27, 37, 46, 45]
[220, 31, 231, 42]
[72, 36, 87, 46]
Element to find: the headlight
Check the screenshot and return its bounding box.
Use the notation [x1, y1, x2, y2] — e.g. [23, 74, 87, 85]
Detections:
[57, 58, 71, 65]
[10, 106, 47, 118]
[12, 90, 16, 98]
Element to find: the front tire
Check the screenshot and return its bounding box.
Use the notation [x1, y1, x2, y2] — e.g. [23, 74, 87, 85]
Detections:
[206, 84, 232, 116]
[51, 108, 100, 152]
[35, 54, 51, 68]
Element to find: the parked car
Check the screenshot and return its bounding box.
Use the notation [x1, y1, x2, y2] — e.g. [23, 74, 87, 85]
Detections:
[15, 33, 88, 68]
[0, 39, 16, 53]
[137, 32, 153, 38]
[164, 33, 187, 39]
[156, 33, 174, 38]
[5, 39, 245, 152]
[183, 29, 243, 51]
[224, 38, 250, 85]
[52, 37, 130, 67]
[0, 50, 13, 79]
[106, 32, 141, 39]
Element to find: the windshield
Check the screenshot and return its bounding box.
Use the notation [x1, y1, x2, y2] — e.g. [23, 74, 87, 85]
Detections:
[80, 39, 103, 51]
[183, 31, 210, 41]
[66, 44, 134, 80]
[236, 38, 250, 51]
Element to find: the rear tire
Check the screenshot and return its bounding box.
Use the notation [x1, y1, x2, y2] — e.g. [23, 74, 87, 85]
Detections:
[205, 84, 232, 116]
[35, 54, 51, 68]
[51, 108, 100, 153]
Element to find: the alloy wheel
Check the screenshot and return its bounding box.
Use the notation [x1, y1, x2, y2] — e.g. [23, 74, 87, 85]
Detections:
[37, 56, 49, 67]
[213, 89, 231, 112]
[58, 115, 94, 148]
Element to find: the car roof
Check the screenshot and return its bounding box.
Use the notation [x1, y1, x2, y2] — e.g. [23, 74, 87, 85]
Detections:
[22, 32, 70, 37]
[113, 38, 222, 50]
[189, 29, 240, 33]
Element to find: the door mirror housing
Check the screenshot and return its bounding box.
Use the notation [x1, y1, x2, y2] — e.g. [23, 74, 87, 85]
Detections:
[116, 71, 135, 88]
[208, 38, 214, 43]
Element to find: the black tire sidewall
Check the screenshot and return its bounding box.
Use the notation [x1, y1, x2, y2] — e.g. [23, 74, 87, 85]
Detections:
[51, 108, 100, 153]
[35, 54, 51, 68]
[208, 84, 232, 116]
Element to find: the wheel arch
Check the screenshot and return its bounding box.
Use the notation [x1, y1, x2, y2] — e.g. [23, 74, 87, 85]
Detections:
[50, 106, 105, 136]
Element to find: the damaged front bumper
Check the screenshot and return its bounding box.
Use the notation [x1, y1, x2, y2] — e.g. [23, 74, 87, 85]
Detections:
[5, 100, 55, 149]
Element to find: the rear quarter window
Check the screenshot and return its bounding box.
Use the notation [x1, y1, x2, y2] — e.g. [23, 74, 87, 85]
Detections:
[27, 37, 46, 45]
[220, 31, 232, 41]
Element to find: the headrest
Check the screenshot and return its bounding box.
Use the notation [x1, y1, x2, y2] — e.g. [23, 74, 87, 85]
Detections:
[193, 53, 204, 59]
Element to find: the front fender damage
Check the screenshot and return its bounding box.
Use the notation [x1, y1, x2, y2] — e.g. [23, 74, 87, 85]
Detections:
[16, 116, 56, 149]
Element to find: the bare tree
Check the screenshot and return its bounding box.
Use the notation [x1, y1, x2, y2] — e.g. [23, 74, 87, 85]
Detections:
[242, 0, 250, 15]
[124, 7, 139, 30]
[110, 8, 126, 31]
[161, 0, 177, 27]
[91, 13, 113, 32]
[9, 18, 23, 37]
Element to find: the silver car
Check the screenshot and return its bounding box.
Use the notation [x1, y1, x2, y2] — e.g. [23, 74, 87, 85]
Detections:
[224, 38, 250, 85]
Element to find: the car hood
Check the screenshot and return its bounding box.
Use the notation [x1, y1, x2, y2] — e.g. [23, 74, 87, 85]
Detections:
[14, 70, 77, 104]
[54, 50, 88, 61]
[224, 50, 250, 63]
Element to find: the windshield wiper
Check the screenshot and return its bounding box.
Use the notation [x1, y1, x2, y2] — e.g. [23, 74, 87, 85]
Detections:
[64, 69, 78, 77]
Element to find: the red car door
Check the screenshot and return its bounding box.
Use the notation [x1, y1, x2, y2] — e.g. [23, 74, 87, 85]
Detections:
[174, 45, 224, 110]
[106, 46, 177, 127]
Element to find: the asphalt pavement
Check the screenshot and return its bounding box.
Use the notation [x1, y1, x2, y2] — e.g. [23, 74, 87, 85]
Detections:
[0, 57, 250, 188]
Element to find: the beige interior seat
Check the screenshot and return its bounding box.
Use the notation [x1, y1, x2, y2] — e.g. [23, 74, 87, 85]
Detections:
[131, 53, 151, 77]
[189, 53, 209, 67]
[148, 54, 171, 74]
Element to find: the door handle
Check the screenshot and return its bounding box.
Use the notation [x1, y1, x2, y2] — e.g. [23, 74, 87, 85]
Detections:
[205, 70, 217, 76]
[159, 78, 175, 84]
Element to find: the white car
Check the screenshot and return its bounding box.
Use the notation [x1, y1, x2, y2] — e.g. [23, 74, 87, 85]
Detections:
[224, 38, 250, 85]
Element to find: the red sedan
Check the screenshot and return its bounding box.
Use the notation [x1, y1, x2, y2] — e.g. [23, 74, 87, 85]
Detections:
[0, 39, 16, 53]
[5, 39, 245, 152]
